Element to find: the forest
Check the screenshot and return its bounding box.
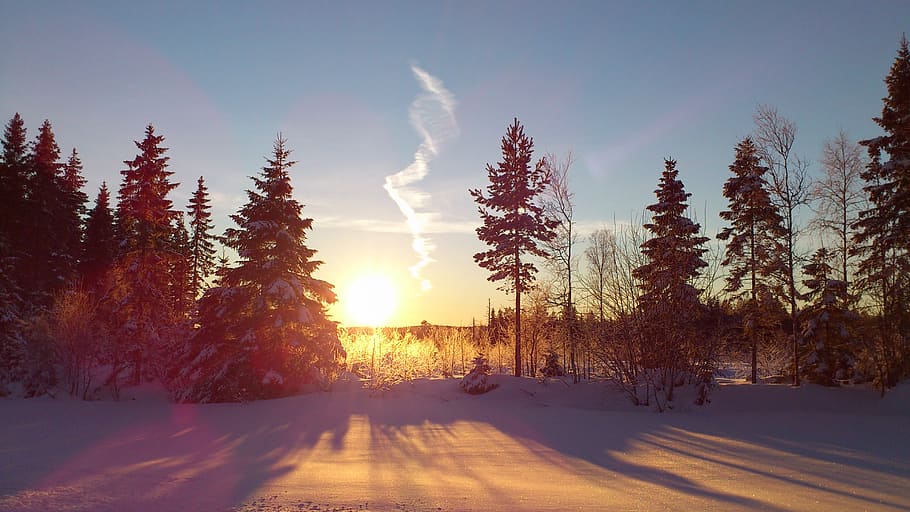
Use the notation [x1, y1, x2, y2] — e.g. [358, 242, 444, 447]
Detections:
[1, 37, 908, 406]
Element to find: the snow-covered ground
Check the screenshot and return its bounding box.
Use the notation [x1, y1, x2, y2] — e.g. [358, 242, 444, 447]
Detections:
[1, 376, 908, 511]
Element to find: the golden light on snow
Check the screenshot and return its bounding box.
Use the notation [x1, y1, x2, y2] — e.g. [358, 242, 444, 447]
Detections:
[341, 273, 398, 326]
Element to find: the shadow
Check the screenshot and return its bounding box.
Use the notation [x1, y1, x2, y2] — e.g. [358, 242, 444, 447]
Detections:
[1, 379, 909, 511]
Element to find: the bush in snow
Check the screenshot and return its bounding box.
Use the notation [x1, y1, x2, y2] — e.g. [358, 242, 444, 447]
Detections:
[539, 349, 565, 378]
[461, 354, 497, 395]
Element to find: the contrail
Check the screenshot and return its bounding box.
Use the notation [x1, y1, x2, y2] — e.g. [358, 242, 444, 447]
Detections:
[384, 65, 458, 292]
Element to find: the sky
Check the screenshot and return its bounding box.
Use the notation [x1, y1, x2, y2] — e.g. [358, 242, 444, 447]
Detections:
[2, 1, 909, 327]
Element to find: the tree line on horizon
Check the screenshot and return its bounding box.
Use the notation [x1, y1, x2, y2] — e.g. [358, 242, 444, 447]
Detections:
[0, 36, 908, 405]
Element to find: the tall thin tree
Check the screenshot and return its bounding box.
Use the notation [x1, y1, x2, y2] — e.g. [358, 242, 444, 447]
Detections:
[753, 105, 812, 386]
[470, 118, 558, 377]
[814, 130, 865, 303]
[633, 159, 709, 369]
[80, 183, 117, 289]
[25, 120, 74, 305]
[60, 148, 88, 278]
[718, 137, 787, 384]
[541, 152, 579, 380]
[854, 34, 910, 391]
[187, 176, 216, 299]
[108, 124, 182, 384]
[0, 114, 29, 267]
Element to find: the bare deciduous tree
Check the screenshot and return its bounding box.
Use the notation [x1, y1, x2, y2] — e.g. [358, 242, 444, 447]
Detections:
[580, 228, 614, 323]
[813, 130, 866, 302]
[541, 152, 580, 381]
[753, 105, 812, 386]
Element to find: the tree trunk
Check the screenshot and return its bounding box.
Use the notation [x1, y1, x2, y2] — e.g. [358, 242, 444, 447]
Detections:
[788, 211, 800, 387]
[514, 247, 522, 377]
[750, 222, 758, 384]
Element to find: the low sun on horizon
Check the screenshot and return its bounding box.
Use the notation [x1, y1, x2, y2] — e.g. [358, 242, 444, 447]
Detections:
[339, 272, 398, 327]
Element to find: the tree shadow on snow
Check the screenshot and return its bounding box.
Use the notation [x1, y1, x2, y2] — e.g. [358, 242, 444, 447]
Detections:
[1, 378, 908, 511]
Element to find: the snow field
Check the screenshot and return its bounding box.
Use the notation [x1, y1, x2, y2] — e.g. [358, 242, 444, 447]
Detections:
[1, 377, 908, 511]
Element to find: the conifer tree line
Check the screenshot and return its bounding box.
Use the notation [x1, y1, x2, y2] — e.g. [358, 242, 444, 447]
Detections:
[472, 35, 910, 400]
[1, 35, 908, 403]
[0, 120, 343, 401]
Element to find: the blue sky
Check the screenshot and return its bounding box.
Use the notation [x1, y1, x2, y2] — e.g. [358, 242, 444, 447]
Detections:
[2, 1, 909, 325]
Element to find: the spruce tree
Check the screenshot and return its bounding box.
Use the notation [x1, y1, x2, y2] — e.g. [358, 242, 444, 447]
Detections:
[0, 114, 30, 385]
[60, 148, 88, 279]
[854, 34, 910, 389]
[470, 118, 558, 377]
[633, 159, 709, 369]
[117, 124, 179, 253]
[799, 248, 855, 386]
[107, 124, 182, 384]
[80, 183, 117, 289]
[187, 176, 216, 299]
[169, 213, 193, 320]
[178, 135, 343, 402]
[718, 137, 787, 383]
[0, 114, 30, 264]
[25, 120, 75, 306]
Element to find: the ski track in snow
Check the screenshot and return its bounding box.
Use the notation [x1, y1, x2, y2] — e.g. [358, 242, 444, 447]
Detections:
[1, 377, 909, 512]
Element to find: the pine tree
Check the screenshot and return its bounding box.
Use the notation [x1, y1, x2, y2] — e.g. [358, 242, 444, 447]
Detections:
[80, 183, 117, 289]
[633, 159, 709, 369]
[854, 34, 910, 389]
[799, 248, 855, 386]
[187, 176, 216, 299]
[106, 124, 182, 384]
[718, 137, 787, 383]
[178, 135, 343, 402]
[470, 118, 558, 377]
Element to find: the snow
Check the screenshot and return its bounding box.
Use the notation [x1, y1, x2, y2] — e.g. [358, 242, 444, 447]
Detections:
[1, 377, 908, 511]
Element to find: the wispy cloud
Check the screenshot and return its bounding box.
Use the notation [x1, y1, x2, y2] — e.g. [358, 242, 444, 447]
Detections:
[383, 65, 459, 292]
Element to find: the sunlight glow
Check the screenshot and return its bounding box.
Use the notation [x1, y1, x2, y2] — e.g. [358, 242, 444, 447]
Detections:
[342, 273, 398, 327]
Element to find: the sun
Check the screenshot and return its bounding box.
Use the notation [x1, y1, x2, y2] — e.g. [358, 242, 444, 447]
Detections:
[342, 273, 398, 327]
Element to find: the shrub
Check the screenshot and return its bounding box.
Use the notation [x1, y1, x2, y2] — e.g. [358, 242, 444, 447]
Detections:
[461, 354, 497, 395]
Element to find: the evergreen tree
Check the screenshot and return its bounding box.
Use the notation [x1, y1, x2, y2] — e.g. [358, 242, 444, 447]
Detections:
[854, 34, 910, 389]
[24, 120, 75, 306]
[718, 137, 787, 383]
[0, 250, 24, 388]
[187, 176, 216, 299]
[799, 248, 856, 386]
[60, 148, 88, 278]
[633, 159, 709, 369]
[106, 124, 182, 384]
[169, 213, 193, 319]
[177, 135, 343, 402]
[80, 183, 117, 289]
[116, 124, 179, 253]
[0, 113, 30, 264]
[470, 118, 558, 377]
[0, 114, 29, 385]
